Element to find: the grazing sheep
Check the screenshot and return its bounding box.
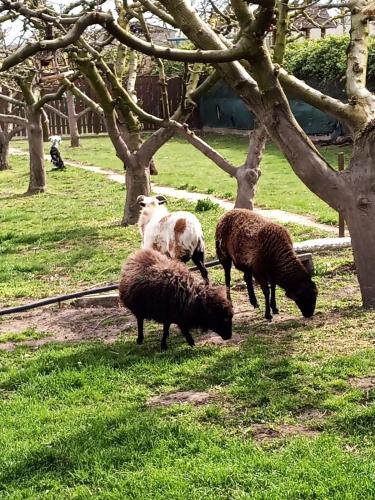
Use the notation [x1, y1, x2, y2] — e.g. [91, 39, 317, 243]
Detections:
[215, 209, 318, 320]
[119, 249, 233, 350]
[49, 135, 65, 170]
[137, 195, 208, 281]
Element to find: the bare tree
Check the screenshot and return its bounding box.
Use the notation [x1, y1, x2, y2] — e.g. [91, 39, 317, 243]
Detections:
[0, 86, 27, 169]
[5, 1, 375, 307]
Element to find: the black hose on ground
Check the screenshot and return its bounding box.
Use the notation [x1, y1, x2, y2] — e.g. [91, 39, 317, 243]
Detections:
[0, 260, 221, 317]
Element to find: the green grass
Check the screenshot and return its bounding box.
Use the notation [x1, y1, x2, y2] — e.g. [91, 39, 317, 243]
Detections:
[1, 152, 375, 498]
[0, 328, 46, 343]
[1, 261, 375, 498]
[0, 156, 326, 303]
[14, 135, 351, 225]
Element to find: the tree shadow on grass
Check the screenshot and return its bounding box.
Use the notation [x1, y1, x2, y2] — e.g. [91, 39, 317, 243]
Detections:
[0, 226, 100, 253]
[0, 192, 30, 201]
[1, 312, 374, 493]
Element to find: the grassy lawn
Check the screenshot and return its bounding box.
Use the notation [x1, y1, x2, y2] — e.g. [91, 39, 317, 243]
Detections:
[2, 153, 375, 498]
[0, 156, 326, 303]
[14, 135, 351, 225]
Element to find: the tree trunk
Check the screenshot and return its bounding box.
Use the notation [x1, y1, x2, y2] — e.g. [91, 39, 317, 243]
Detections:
[41, 109, 50, 142]
[234, 125, 267, 209]
[0, 133, 10, 170]
[149, 157, 158, 175]
[345, 199, 375, 307]
[66, 91, 80, 147]
[122, 157, 151, 226]
[339, 125, 375, 307]
[26, 107, 46, 194]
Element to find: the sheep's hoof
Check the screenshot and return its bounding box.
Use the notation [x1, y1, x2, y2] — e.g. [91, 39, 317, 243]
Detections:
[137, 338, 144, 345]
[265, 314, 273, 322]
[272, 308, 279, 314]
[161, 342, 168, 352]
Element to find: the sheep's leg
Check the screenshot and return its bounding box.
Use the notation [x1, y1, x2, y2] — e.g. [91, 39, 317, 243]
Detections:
[262, 284, 272, 321]
[270, 283, 279, 314]
[244, 270, 259, 309]
[222, 259, 232, 300]
[161, 323, 170, 351]
[192, 248, 209, 283]
[136, 317, 144, 344]
[180, 327, 195, 347]
[258, 280, 272, 321]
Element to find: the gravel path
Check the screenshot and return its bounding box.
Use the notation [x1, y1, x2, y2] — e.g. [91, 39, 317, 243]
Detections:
[10, 148, 337, 233]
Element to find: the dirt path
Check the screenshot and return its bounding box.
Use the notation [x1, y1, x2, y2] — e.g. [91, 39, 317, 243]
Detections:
[10, 147, 337, 234]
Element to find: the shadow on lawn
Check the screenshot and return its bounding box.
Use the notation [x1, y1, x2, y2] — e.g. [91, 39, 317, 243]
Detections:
[0, 312, 374, 491]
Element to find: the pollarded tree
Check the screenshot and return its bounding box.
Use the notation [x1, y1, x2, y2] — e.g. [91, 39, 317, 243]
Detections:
[5, 1, 375, 307]
[0, 86, 27, 170]
[0, 69, 66, 192]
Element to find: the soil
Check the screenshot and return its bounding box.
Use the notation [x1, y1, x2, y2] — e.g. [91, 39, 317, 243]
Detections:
[349, 376, 375, 390]
[0, 305, 132, 351]
[250, 423, 320, 442]
[147, 391, 214, 407]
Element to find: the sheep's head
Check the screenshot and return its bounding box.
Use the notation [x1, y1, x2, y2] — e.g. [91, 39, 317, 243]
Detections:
[49, 135, 62, 148]
[285, 279, 318, 318]
[204, 285, 233, 340]
[137, 195, 166, 208]
[137, 195, 168, 234]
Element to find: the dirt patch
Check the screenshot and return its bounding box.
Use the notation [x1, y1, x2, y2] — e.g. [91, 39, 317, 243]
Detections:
[349, 376, 375, 390]
[148, 390, 214, 407]
[251, 423, 320, 442]
[0, 305, 133, 351]
[197, 331, 246, 346]
[295, 408, 329, 421]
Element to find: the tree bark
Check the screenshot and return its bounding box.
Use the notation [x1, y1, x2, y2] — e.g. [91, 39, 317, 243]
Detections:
[339, 124, 375, 307]
[66, 91, 80, 147]
[234, 125, 267, 209]
[122, 157, 151, 226]
[41, 109, 50, 142]
[26, 107, 46, 194]
[0, 132, 10, 170]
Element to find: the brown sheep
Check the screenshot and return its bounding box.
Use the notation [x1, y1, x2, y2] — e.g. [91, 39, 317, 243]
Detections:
[215, 209, 318, 320]
[119, 249, 233, 350]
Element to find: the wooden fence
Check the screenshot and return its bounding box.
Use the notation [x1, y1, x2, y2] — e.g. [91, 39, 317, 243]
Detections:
[1, 76, 200, 138]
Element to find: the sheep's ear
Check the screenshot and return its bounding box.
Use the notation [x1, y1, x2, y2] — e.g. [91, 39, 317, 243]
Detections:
[137, 195, 146, 207]
[156, 195, 167, 205]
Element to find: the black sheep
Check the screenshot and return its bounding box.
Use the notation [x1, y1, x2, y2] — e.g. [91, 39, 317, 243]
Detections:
[119, 249, 233, 350]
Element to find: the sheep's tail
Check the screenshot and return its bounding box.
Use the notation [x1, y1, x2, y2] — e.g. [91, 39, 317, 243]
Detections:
[196, 235, 205, 255]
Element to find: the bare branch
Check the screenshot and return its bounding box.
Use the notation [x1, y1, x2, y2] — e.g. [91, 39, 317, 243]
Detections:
[44, 103, 68, 120]
[62, 78, 104, 116]
[172, 121, 237, 177]
[34, 83, 67, 111]
[278, 68, 358, 129]
[0, 93, 24, 107]
[8, 123, 26, 139]
[76, 107, 91, 120]
[0, 113, 27, 125]
[0, 12, 251, 71]
[138, 0, 178, 27]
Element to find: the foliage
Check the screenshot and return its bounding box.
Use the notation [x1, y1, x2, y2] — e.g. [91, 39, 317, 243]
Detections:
[284, 36, 375, 82]
[195, 198, 218, 212]
[150, 41, 211, 78]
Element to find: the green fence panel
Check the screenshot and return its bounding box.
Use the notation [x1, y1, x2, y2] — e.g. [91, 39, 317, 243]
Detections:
[199, 81, 340, 135]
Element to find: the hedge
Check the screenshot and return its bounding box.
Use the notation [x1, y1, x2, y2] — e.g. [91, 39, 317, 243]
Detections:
[283, 35, 375, 82]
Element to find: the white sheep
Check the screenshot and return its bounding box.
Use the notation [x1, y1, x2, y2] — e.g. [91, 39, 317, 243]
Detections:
[137, 195, 208, 281]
